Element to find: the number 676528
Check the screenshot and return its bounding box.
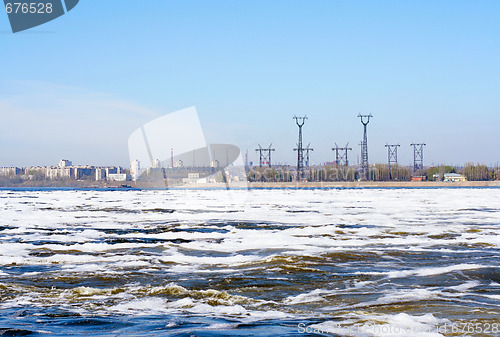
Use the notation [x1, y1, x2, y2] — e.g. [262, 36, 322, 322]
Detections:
[5, 2, 53, 14]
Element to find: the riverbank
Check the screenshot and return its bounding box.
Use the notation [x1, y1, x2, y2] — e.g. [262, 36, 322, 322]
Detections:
[2, 180, 499, 189]
[179, 180, 500, 189]
[0, 180, 132, 188]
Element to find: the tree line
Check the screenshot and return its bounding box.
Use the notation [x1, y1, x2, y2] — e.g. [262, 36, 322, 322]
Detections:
[246, 163, 500, 182]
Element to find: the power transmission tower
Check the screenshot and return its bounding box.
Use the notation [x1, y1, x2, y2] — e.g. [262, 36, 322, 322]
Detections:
[332, 143, 352, 166]
[294, 143, 313, 179]
[410, 143, 426, 172]
[293, 116, 307, 180]
[385, 144, 400, 180]
[385, 144, 400, 167]
[255, 144, 275, 167]
[358, 114, 373, 180]
[304, 143, 314, 168]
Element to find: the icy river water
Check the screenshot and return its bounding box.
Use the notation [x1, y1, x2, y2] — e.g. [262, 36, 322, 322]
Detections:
[0, 188, 499, 336]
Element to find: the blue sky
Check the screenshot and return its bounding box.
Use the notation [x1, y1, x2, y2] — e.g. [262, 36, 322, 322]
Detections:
[1, 1, 499, 167]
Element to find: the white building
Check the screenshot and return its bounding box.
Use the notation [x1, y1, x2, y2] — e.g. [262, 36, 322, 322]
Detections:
[95, 167, 121, 181]
[173, 160, 183, 168]
[151, 159, 161, 169]
[96, 168, 106, 181]
[130, 160, 140, 181]
[58, 160, 72, 168]
[108, 173, 131, 182]
[46, 167, 72, 180]
[0, 167, 22, 176]
[443, 173, 467, 182]
[182, 172, 207, 184]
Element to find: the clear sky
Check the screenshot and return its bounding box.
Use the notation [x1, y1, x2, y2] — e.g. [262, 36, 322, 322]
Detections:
[1, 1, 499, 168]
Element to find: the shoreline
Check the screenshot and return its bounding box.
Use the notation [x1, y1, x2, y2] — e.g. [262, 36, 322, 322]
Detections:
[3, 181, 500, 190]
[1, 180, 500, 190]
[188, 181, 500, 189]
[251, 181, 500, 188]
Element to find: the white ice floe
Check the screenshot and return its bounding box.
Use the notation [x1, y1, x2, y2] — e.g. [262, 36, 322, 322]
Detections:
[284, 289, 335, 305]
[0, 188, 498, 325]
[377, 289, 440, 305]
[108, 297, 169, 315]
[447, 280, 480, 292]
[386, 264, 487, 278]
[206, 323, 238, 330]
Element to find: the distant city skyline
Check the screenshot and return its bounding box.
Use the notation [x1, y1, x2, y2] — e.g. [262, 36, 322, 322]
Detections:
[1, 1, 499, 167]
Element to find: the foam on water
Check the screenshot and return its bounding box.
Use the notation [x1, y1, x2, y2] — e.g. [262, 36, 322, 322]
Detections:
[0, 188, 499, 336]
